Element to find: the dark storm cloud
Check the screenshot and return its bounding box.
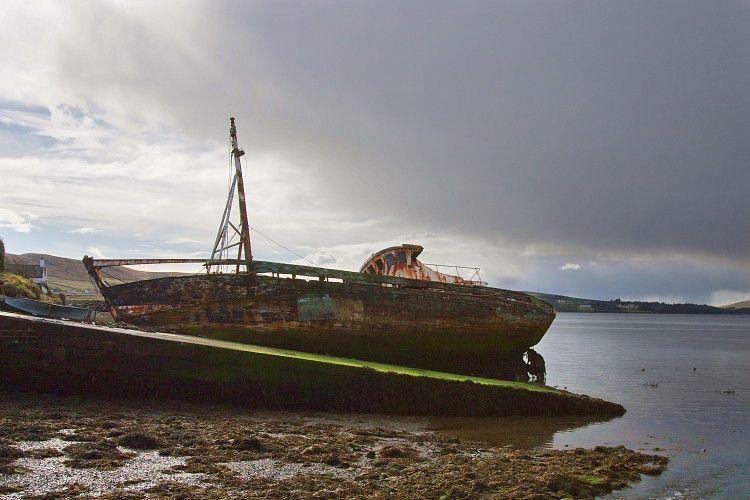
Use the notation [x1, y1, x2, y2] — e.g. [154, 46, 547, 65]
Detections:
[190, 1, 750, 262]
[36, 1, 748, 262]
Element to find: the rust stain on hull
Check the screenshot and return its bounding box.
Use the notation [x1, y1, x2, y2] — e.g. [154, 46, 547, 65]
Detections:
[360, 244, 487, 286]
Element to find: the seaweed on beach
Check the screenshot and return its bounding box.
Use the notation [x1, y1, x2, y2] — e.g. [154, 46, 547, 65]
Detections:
[118, 432, 162, 450]
[0, 391, 667, 499]
[63, 440, 134, 470]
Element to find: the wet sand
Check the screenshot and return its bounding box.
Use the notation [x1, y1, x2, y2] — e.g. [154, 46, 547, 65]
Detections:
[0, 391, 667, 499]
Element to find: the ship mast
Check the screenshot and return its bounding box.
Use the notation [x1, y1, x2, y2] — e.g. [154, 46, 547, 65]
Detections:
[208, 117, 253, 273]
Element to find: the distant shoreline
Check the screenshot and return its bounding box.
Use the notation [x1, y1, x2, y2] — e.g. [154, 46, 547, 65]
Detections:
[529, 292, 750, 315]
[555, 310, 750, 315]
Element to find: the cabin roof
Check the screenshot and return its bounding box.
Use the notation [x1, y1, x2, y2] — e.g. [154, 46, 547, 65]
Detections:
[359, 244, 423, 272]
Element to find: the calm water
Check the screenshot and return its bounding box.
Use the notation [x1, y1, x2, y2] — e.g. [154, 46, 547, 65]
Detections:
[433, 313, 750, 498]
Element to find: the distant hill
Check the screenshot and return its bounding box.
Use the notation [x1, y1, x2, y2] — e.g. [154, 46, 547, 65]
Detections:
[6, 253, 186, 294]
[723, 299, 750, 309]
[530, 292, 750, 315]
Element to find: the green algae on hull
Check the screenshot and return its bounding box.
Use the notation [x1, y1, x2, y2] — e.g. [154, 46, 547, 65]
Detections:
[0, 312, 621, 416]
[147, 329, 558, 394]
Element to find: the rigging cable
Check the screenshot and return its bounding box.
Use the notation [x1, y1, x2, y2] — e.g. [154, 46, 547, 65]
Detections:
[247, 224, 317, 267]
[236, 155, 318, 267]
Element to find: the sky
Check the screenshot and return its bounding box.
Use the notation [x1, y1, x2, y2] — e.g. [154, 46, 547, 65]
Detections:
[0, 1, 748, 306]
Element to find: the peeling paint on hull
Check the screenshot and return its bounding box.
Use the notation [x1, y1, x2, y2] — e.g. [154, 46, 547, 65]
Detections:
[101, 273, 555, 378]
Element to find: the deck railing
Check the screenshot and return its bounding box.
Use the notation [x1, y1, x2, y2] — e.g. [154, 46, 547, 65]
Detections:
[83, 257, 523, 298]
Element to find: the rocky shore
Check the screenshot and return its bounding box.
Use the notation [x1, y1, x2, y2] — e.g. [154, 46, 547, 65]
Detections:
[0, 391, 667, 499]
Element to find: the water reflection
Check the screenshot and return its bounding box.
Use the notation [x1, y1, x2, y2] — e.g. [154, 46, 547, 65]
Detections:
[427, 414, 618, 449]
[421, 349, 618, 448]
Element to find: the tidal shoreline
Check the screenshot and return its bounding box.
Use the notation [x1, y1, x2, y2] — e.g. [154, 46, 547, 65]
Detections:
[0, 391, 667, 499]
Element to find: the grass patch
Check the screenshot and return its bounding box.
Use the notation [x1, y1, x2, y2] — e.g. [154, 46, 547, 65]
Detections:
[0, 272, 61, 304]
[47, 278, 101, 294]
[0, 272, 40, 299]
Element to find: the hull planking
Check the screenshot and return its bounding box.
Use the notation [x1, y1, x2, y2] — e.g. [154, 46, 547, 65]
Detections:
[97, 266, 555, 378]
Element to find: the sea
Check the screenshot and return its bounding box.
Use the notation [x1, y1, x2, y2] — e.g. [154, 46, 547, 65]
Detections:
[431, 313, 750, 499]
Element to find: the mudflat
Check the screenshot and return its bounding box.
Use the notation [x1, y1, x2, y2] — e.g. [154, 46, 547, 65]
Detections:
[0, 391, 667, 499]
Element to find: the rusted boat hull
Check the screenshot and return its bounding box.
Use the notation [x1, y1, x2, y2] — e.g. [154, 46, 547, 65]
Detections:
[99, 272, 555, 378]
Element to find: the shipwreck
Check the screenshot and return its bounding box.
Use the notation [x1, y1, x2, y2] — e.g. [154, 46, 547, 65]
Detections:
[83, 118, 555, 379]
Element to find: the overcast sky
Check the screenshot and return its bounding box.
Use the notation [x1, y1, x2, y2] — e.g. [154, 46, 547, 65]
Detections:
[1, 1, 748, 305]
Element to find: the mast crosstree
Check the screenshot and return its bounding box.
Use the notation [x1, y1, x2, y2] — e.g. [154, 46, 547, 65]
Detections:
[208, 117, 253, 273]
